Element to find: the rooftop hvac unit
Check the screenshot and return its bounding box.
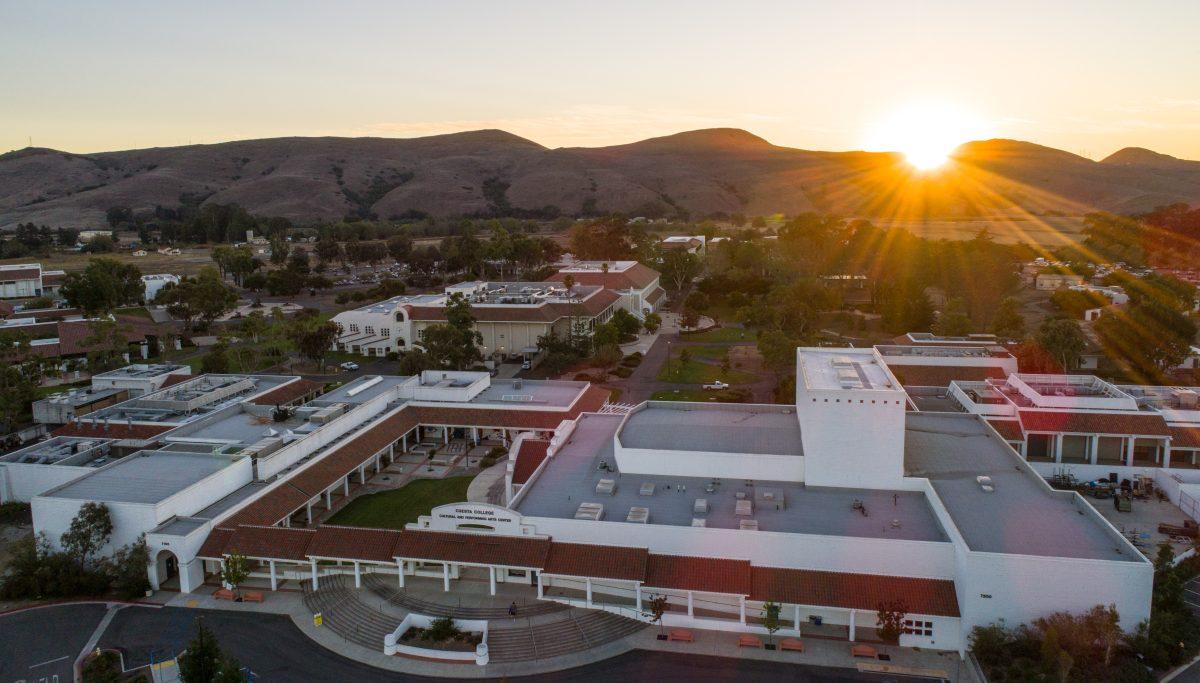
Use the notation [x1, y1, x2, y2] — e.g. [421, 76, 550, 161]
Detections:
[1173, 389, 1199, 409]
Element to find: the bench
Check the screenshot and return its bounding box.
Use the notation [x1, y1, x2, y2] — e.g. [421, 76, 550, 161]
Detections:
[241, 591, 265, 603]
[212, 588, 235, 601]
[668, 629, 694, 643]
[737, 634, 763, 648]
[851, 644, 878, 658]
[780, 638, 805, 652]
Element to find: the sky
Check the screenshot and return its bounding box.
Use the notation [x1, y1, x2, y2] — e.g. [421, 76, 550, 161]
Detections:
[2, 0, 1199, 159]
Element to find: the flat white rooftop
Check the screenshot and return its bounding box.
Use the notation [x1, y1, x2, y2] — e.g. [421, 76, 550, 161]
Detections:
[905, 412, 1141, 563]
[44, 451, 236, 504]
[797, 348, 900, 392]
[618, 402, 803, 456]
[94, 364, 187, 379]
[517, 414, 946, 541]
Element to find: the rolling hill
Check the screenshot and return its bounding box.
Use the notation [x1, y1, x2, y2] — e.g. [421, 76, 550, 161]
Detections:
[1, 128, 1198, 229]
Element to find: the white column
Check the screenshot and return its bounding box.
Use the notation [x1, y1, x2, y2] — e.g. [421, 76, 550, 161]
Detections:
[1089, 435, 1099, 464]
[472, 427, 479, 445]
[343, 478, 350, 496]
[402, 433, 408, 452]
[635, 585, 642, 612]
[794, 604, 801, 632]
[536, 572, 544, 598]
[849, 609, 856, 641]
[306, 503, 313, 525]
[311, 560, 319, 590]
[739, 596, 746, 624]
[585, 578, 593, 607]
[1126, 437, 1136, 466]
[353, 561, 361, 588]
[489, 566, 497, 596]
[443, 563, 451, 592]
[374, 457, 381, 474]
[687, 591, 694, 617]
[397, 560, 406, 588]
[325, 489, 332, 509]
[1054, 434, 1064, 463]
[269, 560, 277, 591]
[1164, 441, 1173, 469]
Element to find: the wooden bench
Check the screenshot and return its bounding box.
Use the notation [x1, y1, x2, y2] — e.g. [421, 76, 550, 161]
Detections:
[212, 588, 235, 601]
[737, 634, 763, 648]
[241, 591, 265, 603]
[851, 644, 878, 658]
[780, 638, 805, 652]
[668, 629, 694, 643]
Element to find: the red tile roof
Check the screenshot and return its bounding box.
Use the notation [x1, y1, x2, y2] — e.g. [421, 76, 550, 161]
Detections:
[644, 554, 752, 595]
[543, 542, 649, 581]
[545, 263, 661, 291]
[0, 267, 42, 281]
[223, 483, 316, 527]
[52, 421, 173, 441]
[1018, 410, 1171, 436]
[890, 364, 1008, 387]
[197, 527, 234, 558]
[1171, 426, 1200, 449]
[396, 530, 552, 568]
[750, 566, 961, 618]
[307, 525, 403, 563]
[222, 525, 316, 561]
[644, 287, 665, 305]
[414, 384, 609, 431]
[249, 379, 323, 406]
[986, 419, 1025, 442]
[41, 271, 66, 285]
[511, 439, 550, 485]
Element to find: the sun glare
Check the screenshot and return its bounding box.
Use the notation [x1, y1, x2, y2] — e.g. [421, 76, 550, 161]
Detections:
[865, 102, 991, 171]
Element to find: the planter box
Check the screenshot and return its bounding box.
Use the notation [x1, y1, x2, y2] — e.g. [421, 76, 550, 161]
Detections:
[384, 614, 490, 665]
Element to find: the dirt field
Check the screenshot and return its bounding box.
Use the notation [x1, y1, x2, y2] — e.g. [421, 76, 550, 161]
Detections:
[0, 246, 215, 277]
[867, 215, 1087, 246]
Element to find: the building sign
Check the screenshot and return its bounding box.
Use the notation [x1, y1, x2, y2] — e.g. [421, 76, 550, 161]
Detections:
[429, 503, 523, 534]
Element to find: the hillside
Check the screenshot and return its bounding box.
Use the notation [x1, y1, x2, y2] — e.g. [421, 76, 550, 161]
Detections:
[2, 129, 1198, 229]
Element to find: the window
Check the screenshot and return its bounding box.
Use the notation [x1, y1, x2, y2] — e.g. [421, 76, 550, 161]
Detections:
[903, 619, 933, 637]
[381, 328, 390, 338]
[349, 323, 360, 334]
[365, 326, 374, 335]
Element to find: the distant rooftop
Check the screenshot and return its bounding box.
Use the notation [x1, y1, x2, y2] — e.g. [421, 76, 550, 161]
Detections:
[876, 344, 1014, 360]
[517, 414, 946, 541]
[94, 363, 188, 379]
[903, 332, 1000, 346]
[618, 402, 802, 456]
[905, 412, 1141, 562]
[797, 348, 901, 392]
[83, 375, 292, 425]
[0, 436, 112, 467]
[35, 387, 126, 408]
[44, 451, 238, 504]
[556, 260, 639, 273]
[470, 380, 588, 408]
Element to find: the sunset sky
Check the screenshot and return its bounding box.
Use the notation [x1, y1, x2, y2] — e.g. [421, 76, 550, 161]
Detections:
[2, 0, 1199, 159]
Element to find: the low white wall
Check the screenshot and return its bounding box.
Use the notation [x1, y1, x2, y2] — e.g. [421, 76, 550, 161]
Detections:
[257, 396, 402, 480]
[614, 446, 804, 482]
[384, 614, 489, 665]
[0, 463, 92, 503]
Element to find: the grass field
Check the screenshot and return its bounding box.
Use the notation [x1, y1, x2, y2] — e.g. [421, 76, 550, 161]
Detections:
[657, 358, 756, 385]
[650, 388, 747, 403]
[0, 246, 216, 278]
[873, 216, 1086, 246]
[680, 326, 757, 344]
[326, 476, 473, 530]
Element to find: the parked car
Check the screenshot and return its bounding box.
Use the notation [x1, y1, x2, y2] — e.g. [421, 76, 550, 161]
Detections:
[702, 380, 729, 390]
[521, 359, 532, 370]
[339, 361, 359, 371]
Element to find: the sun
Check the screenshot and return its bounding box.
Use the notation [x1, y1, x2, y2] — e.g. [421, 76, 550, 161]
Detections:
[865, 102, 991, 171]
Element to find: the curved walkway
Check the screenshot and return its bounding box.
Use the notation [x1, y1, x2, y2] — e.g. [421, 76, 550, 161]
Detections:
[304, 573, 646, 665]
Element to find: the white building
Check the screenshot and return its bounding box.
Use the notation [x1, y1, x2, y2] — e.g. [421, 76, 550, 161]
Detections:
[660, 235, 706, 256]
[0, 436, 115, 503]
[142, 273, 180, 303]
[544, 261, 666, 319]
[91, 363, 191, 397]
[0, 263, 66, 299]
[330, 282, 618, 361]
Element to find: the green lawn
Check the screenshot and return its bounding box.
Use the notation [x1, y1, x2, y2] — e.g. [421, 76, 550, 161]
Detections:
[680, 344, 744, 361]
[114, 306, 152, 319]
[656, 359, 757, 385]
[680, 326, 757, 344]
[34, 380, 89, 398]
[326, 476, 473, 530]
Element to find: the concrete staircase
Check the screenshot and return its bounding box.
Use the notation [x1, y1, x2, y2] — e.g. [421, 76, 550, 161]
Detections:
[487, 610, 646, 663]
[362, 574, 567, 619]
[302, 574, 399, 653]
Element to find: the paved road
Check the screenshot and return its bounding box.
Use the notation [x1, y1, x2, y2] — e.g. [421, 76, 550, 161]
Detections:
[0, 602, 108, 683]
[1, 603, 933, 682]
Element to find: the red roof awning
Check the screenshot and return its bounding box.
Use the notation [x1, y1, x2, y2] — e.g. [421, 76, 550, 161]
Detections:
[644, 554, 752, 595]
[1018, 410, 1171, 436]
[750, 566, 960, 617]
[543, 542, 648, 581]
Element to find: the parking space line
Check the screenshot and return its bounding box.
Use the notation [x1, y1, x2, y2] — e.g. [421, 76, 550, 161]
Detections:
[29, 654, 69, 668]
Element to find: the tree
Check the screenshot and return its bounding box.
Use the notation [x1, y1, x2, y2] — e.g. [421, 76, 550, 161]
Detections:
[988, 297, 1027, 340]
[178, 620, 244, 683]
[1096, 298, 1198, 381]
[60, 258, 144, 314]
[219, 551, 250, 600]
[611, 308, 641, 339]
[387, 233, 413, 262]
[933, 297, 973, 336]
[761, 601, 783, 647]
[642, 312, 662, 334]
[876, 600, 907, 646]
[419, 293, 484, 370]
[155, 267, 238, 332]
[82, 651, 125, 683]
[106, 206, 133, 229]
[0, 332, 42, 428]
[644, 594, 669, 637]
[83, 318, 134, 373]
[593, 343, 623, 371]
[757, 329, 799, 372]
[202, 339, 232, 373]
[661, 251, 701, 292]
[592, 322, 621, 349]
[288, 316, 340, 370]
[1035, 318, 1086, 372]
[211, 245, 259, 286]
[109, 537, 151, 599]
[61, 502, 113, 565]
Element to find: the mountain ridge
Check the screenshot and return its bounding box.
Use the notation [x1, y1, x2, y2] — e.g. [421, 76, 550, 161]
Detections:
[2, 128, 1198, 229]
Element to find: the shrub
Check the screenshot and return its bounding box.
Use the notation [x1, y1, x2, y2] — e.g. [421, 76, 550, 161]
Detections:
[612, 367, 633, 378]
[0, 502, 31, 524]
[573, 372, 593, 381]
[424, 616, 461, 642]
